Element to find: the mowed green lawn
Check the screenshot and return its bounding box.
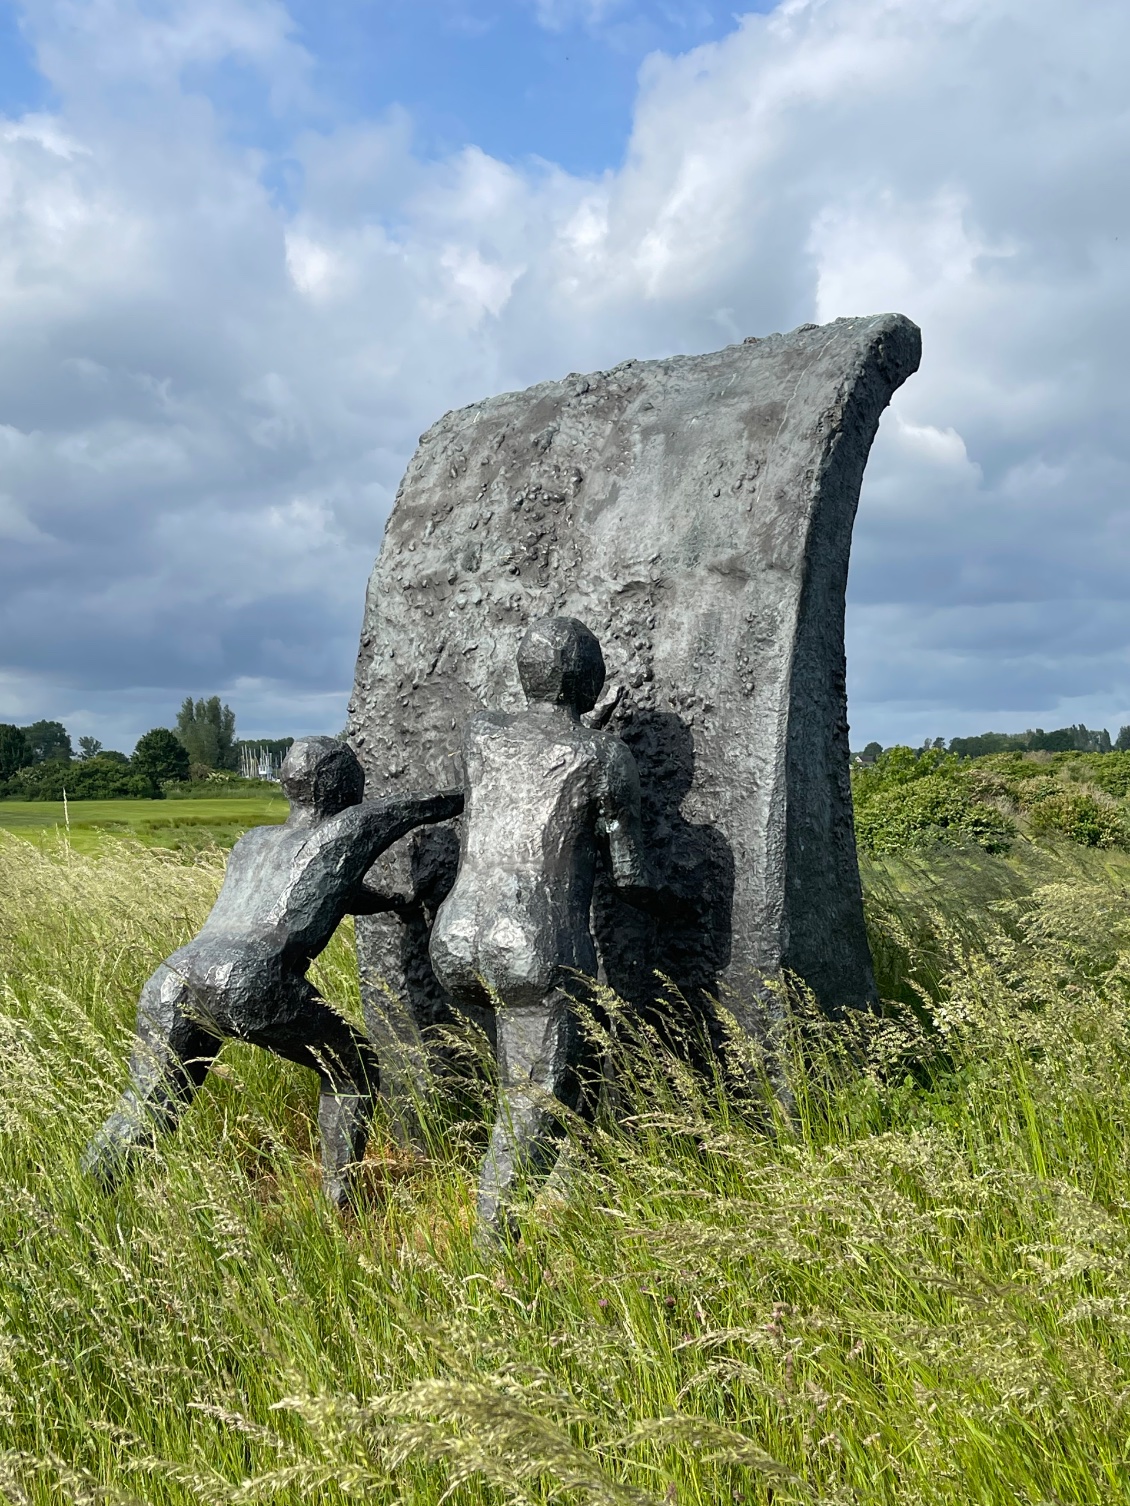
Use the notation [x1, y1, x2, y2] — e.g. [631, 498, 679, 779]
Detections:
[0, 795, 288, 851]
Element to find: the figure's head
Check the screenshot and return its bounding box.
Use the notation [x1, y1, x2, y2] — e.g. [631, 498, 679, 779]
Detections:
[517, 616, 605, 714]
[280, 736, 365, 817]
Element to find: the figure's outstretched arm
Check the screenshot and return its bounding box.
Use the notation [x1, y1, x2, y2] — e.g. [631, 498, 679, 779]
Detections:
[597, 743, 691, 921]
[597, 739, 649, 894]
[339, 789, 464, 914]
[358, 789, 464, 857]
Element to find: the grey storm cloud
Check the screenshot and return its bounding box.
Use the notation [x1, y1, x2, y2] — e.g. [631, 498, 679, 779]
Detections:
[0, 0, 1128, 749]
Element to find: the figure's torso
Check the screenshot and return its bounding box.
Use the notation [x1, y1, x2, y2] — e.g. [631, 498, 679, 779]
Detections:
[431, 710, 614, 1004]
[462, 713, 602, 886]
[175, 819, 361, 988]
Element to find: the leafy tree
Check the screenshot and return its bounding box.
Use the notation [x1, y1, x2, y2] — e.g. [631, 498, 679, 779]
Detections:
[12, 757, 152, 801]
[77, 736, 103, 761]
[23, 720, 72, 763]
[132, 728, 190, 790]
[949, 731, 1027, 758]
[1061, 723, 1111, 753]
[1117, 726, 1130, 752]
[1025, 725, 1112, 753]
[1023, 727, 1070, 752]
[861, 741, 883, 762]
[176, 697, 237, 771]
[0, 724, 30, 779]
[950, 725, 1115, 759]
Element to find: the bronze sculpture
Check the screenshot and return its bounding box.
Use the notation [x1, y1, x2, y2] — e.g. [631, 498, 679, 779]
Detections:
[84, 736, 461, 1206]
[430, 617, 663, 1239]
[350, 319, 922, 1049]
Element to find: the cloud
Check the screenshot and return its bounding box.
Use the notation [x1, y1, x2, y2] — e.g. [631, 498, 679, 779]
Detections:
[35, 0, 310, 107]
[529, 0, 624, 30]
[1, 0, 1128, 749]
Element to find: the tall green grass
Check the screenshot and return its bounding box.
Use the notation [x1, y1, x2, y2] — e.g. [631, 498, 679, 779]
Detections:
[1, 833, 1130, 1503]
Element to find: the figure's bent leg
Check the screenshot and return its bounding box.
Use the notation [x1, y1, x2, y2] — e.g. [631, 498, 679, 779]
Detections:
[477, 989, 584, 1245]
[82, 967, 219, 1187]
[251, 994, 379, 1210]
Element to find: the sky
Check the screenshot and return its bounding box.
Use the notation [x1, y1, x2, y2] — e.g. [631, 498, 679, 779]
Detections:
[0, 0, 1127, 752]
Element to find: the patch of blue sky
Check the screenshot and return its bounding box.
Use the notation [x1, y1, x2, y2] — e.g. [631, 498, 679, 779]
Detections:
[1, 1, 773, 179]
[282, 0, 765, 175]
[0, 1, 52, 118]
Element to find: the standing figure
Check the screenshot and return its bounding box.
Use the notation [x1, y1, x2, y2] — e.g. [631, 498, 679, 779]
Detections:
[84, 736, 462, 1206]
[430, 616, 660, 1240]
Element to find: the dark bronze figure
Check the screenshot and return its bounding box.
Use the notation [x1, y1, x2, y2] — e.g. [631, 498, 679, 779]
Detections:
[84, 736, 461, 1206]
[429, 616, 662, 1239]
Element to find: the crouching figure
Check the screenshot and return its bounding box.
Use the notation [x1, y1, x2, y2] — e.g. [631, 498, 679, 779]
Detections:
[83, 736, 462, 1206]
[429, 616, 667, 1242]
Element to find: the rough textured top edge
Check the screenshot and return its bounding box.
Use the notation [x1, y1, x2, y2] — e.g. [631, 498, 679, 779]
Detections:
[413, 312, 922, 445]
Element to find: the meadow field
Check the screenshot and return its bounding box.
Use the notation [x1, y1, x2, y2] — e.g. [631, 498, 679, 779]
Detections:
[1, 789, 1130, 1500]
[0, 797, 287, 854]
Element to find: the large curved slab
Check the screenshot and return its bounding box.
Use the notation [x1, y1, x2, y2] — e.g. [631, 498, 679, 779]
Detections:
[348, 314, 921, 1068]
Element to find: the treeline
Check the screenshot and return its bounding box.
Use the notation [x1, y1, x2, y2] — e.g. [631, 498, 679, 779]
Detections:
[856, 722, 1130, 763]
[0, 697, 294, 801]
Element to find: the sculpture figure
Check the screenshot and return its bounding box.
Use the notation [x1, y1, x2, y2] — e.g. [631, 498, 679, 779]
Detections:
[429, 616, 661, 1239]
[84, 736, 462, 1206]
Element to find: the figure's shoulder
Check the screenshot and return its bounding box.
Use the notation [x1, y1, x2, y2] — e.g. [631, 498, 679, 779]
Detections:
[230, 823, 278, 854]
[465, 709, 511, 741]
[591, 729, 640, 784]
[590, 725, 634, 761]
[219, 822, 286, 880]
[308, 803, 370, 843]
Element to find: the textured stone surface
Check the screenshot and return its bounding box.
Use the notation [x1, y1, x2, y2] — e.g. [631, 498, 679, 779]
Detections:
[349, 314, 921, 1062]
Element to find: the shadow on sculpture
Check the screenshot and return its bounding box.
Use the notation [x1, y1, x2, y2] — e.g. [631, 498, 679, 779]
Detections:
[428, 616, 678, 1244]
[398, 830, 472, 1029]
[83, 736, 462, 1207]
[592, 710, 734, 1055]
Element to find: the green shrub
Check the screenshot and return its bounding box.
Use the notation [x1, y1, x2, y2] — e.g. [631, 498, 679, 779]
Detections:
[962, 766, 1023, 804]
[854, 771, 1016, 854]
[1013, 774, 1062, 809]
[852, 743, 954, 793]
[967, 752, 1057, 791]
[11, 756, 155, 801]
[1027, 788, 1127, 847]
[1065, 750, 1130, 798]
